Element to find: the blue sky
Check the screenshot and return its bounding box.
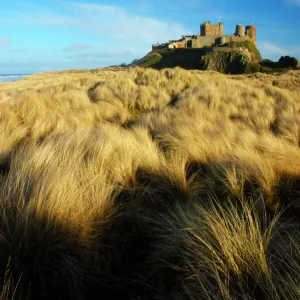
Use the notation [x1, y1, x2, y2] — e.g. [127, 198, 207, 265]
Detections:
[0, 0, 300, 74]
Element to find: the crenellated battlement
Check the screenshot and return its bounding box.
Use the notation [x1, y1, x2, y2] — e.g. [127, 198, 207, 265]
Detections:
[200, 21, 224, 36]
[152, 21, 256, 51]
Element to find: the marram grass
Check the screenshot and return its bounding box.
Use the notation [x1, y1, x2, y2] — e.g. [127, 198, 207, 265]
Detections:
[0, 67, 300, 299]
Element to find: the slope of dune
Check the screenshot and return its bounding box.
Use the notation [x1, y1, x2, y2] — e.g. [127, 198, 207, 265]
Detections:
[1, 67, 300, 299]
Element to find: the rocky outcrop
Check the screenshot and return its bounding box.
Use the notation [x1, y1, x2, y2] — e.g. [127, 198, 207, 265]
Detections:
[134, 42, 262, 74]
[201, 49, 250, 73]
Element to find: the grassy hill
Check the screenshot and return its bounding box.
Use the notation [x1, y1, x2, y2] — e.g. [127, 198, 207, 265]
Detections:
[133, 41, 262, 73]
[0, 67, 300, 299]
[133, 42, 298, 74]
[135, 48, 207, 69]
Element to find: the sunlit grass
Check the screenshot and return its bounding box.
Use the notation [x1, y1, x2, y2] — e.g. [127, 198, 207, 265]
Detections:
[0, 67, 300, 299]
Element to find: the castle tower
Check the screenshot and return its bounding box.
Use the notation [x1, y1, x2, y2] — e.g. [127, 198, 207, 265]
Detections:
[200, 21, 209, 36]
[219, 22, 224, 36]
[235, 24, 245, 37]
[200, 21, 224, 36]
[245, 25, 256, 45]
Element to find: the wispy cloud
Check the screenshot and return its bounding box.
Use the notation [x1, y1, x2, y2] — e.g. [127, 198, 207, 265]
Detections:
[259, 41, 300, 59]
[0, 2, 191, 72]
[71, 3, 119, 13]
[11, 48, 26, 53]
[62, 43, 95, 52]
[0, 38, 10, 47]
[66, 49, 133, 60]
[22, 2, 189, 45]
[260, 42, 288, 55]
[23, 14, 76, 27]
[285, 0, 300, 7]
[72, 2, 189, 43]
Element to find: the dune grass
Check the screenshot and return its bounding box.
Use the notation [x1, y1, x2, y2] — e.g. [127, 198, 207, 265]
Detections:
[0, 67, 300, 299]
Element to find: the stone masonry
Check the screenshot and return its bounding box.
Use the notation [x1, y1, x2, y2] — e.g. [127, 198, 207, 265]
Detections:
[152, 21, 257, 51]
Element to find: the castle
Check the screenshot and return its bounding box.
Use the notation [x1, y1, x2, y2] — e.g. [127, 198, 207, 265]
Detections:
[152, 21, 256, 50]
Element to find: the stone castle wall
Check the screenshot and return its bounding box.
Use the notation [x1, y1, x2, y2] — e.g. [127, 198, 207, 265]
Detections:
[221, 35, 251, 44]
[168, 41, 186, 49]
[188, 34, 251, 48]
[152, 21, 256, 51]
[200, 22, 224, 36]
[245, 26, 256, 45]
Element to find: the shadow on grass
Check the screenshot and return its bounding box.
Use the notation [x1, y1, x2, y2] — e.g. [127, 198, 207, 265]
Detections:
[2, 161, 300, 299]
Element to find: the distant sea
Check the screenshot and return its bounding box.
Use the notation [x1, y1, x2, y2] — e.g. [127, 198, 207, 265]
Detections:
[0, 74, 30, 83]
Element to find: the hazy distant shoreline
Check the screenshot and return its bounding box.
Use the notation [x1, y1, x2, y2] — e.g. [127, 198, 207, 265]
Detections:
[0, 74, 30, 83]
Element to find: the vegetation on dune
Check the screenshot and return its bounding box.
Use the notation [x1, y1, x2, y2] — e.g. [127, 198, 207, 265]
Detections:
[260, 56, 299, 72]
[0, 68, 300, 299]
[142, 53, 162, 67]
[134, 42, 298, 75]
[232, 40, 262, 61]
[133, 41, 264, 73]
[135, 48, 248, 72]
[132, 52, 162, 68]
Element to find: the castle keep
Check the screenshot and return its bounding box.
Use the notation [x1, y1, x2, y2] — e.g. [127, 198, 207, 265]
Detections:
[152, 21, 256, 50]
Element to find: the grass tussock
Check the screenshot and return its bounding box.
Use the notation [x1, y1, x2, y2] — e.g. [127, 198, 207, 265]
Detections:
[0, 67, 300, 299]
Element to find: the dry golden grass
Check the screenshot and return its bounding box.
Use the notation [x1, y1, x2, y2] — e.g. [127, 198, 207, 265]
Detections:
[1, 67, 300, 299]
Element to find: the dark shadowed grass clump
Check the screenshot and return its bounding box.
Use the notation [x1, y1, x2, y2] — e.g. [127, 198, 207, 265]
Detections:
[1, 68, 300, 299]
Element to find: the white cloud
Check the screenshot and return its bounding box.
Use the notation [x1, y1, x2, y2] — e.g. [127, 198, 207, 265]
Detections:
[285, 0, 300, 7]
[12, 48, 26, 52]
[260, 42, 287, 55]
[71, 3, 119, 13]
[75, 3, 189, 43]
[23, 14, 76, 27]
[0, 38, 9, 47]
[66, 49, 133, 59]
[259, 41, 300, 59]
[62, 43, 95, 52]
[0, 2, 192, 72]
[23, 2, 189, 45]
